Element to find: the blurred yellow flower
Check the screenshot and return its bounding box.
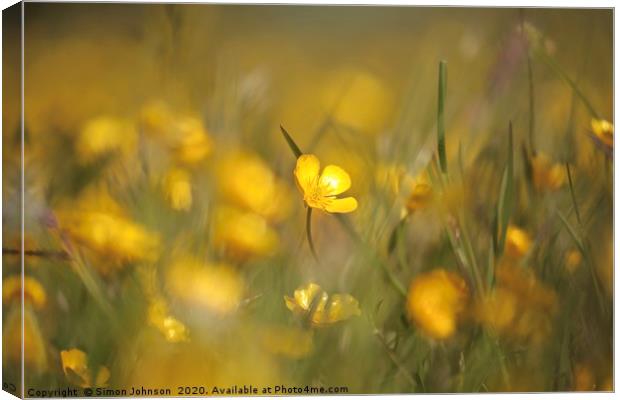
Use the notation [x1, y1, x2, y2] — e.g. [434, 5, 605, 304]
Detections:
[294, 154, 358, 213]
[139, 100, 174, 138]
[405, 172, 433, 213]
[531, 153, 566, 192]
[59, 211, 161, 269]
[169, 116, 213, 165]
[322, 69, 394, 135]
[216, 150, 292, 221]
[285, 283, 361, 327]
[75, 116, 136, 164]
[163, 167, 193, 211]
[213, 205, 278, 260]
[3, 276, 47, 309]
[259, 325, 313, 359]
[3, 306, 47, 373]
[590, 118, 613, 149]
[504, 225, 532, 259]
[406, 269, 469, 340]
[166, 257, 244, 316]
[147, 297, 190, 343]
[475, 263, 557, 345]
[60, 348, 110, 388]
[564, 249, 582, 274]
[573, 364, 596, 391]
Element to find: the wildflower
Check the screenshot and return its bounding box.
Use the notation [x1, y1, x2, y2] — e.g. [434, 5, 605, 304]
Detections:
[216, 150, 292, 221]
[3, 275, 47, 309]
[406, 269, 469, 340]
[58, 211, 161, 269]
[75, 116, 136, 164]
[573, 364, 596, 391]
[163, 167, 192, 211]
[60, 348, 110, 388]
[213, 205, 278, 260]
[294, 154, 358, 213]
[147, 297, 190, 343]
[169, 116, 213, 165]
[564, 249, 583, 274]
[259, 325, 313, 359]
[475, 263, 557, 345]
[322, 69, 394, 135]
[284, 283, 361, 327]
[590, 118, 613, 149]
[166, 257, 244, 316]
[504, 225, 532, 259]
[3, 306, 47, 373]
[531, 153, 565, 192]
[139, 100, 174, 138]
[405, 172, 433, 213]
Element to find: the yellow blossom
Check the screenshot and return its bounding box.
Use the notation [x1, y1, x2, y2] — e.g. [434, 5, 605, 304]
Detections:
[147, 297, 190, 343]
[213, 205, 278, 260]
[60, 348, 110, 388]
[405, 172, 433, 213]
[284, 283, 361, 327]
[163, 167, 192, 211]
[139, 100, 174, 138]
[590, 118, 613, 149]
[166, 256, 244, 316]
[216, 150, 292, 221]
[406, 269, 469, 340]
[169, 116, 213, 165]
[294, 154, 358, 213]
[75, 116, 136, 164]
[565, 249, 583, 274]
[573, 364, 596, 391]
[59, 211, 161, 269]
[322, 69, 394, 135]
[3, 306, 47, 373]
[531, 153, 566, 192]
[475, 263, 557, 345]
[504, 225, 532, 259]
[3, 276, 47, 309]
[259, 325, 313, 359]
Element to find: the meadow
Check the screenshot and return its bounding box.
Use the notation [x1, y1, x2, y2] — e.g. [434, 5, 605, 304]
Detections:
[2, 4, 613, 394]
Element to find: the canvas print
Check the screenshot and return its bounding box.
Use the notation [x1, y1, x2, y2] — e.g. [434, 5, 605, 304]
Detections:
[2, 3, 613, 397]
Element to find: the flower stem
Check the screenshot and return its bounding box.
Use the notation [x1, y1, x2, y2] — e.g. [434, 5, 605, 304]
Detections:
[306, 207, 319, 262]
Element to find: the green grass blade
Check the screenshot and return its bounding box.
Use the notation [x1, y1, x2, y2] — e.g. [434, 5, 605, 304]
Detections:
[437, 61, 448, 174]
[495, 122, 515, 256]
[306, 207, 319, 262]
[280, 124, 303, 158]
[565, 163, 582, 224]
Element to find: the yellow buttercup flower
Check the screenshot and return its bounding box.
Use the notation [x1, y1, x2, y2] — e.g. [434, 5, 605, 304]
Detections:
[475, 263, 557, 345]
[405, 172, 433, 213]
[294, 154, 358, 213]
[504, 225, 532, 260]
[163, 167, 193, 211]
[284, 283, 361, 327]
[564, 249, 583, 274]
[169, 116, 213, 165]
[3, 306, 47, 373]
[3, 276, 47, 310]
[166, 256, 244, 316]
[590, 118, 613, 149]
[147, 297, 190, 343]
[531, 153, 565, 192]
[406, 269, 469, 340]
[75, 116, 136, 164]
[60, 348, 110, 388]
[216, 150, 292, 221]
[213, 205, 278, 260]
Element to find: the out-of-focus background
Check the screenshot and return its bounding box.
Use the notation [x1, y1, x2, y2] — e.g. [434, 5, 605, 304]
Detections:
[3, 4, 613, 394]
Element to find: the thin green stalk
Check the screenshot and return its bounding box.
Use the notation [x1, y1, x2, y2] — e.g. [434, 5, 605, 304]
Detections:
[565, 163, 581, 224]
[306, 207, 319, 262]
[437, 61, 448, 174]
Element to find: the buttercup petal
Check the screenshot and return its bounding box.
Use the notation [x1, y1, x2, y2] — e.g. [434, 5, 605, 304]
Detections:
[319, 165, 352, 196]
[294, 154, 321, 194]
[324, 197, 358, 213]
